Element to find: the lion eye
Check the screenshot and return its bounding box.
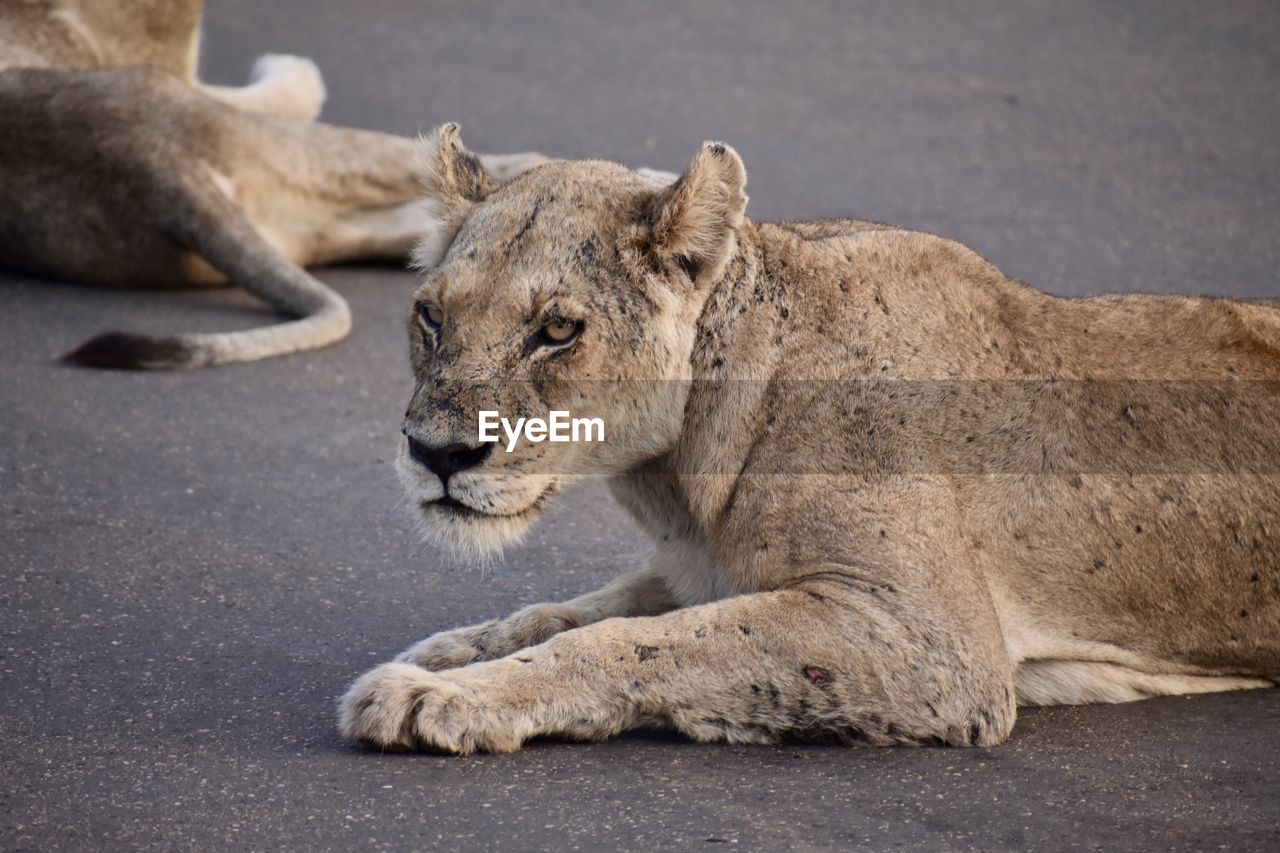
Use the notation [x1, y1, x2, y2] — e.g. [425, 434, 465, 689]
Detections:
[540, 319, 581, 346]
[421, 304, 444, 330]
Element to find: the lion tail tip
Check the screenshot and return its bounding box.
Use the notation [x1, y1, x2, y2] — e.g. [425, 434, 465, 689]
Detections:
[60, 332, 195, 370]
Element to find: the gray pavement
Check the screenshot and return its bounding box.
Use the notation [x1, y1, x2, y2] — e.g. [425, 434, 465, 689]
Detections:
[3, 1, 1279, 849]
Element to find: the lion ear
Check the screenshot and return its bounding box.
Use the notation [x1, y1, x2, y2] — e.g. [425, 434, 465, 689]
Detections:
[412, 123, 498, 270]
[417, 122, 498, 208]
[644, 141, 748, 285]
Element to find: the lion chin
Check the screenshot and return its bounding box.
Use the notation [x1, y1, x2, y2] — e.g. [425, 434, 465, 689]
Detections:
[405, 481, 556, 562]
[394, 448, 560, 561]
[412, 498, 541, 562]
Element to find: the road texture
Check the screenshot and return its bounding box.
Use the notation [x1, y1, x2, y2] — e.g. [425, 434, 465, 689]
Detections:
[2, 1, 1278, 849]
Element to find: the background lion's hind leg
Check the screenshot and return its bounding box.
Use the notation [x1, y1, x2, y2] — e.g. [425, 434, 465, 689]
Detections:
[231, 121, 549, 268]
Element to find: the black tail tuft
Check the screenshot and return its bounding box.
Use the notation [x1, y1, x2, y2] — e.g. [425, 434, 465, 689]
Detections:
[60, 332, 195, 370]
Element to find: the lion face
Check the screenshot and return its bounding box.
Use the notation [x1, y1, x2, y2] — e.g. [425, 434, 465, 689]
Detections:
[399, 125, 747, 557]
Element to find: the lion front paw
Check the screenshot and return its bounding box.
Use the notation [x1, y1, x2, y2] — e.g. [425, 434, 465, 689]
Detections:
[338, 662, 525, 754]
[395, 623, 494, 671]
[396, 606, 581, 671]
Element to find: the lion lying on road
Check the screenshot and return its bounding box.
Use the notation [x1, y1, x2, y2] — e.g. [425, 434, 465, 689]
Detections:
[0, 0, 543, 369]
[340, 124, 1279, 753]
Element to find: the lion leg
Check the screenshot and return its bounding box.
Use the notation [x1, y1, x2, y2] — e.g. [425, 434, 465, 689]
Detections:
[217, 118, 547, 267]
[395, 570, 678, 671]
[340, 576, 1017, 754]
[294, 151, 548, 263]
[292, 147, 548, 263]
[477, 151, 552, 182]
[201, 53, 326, 121]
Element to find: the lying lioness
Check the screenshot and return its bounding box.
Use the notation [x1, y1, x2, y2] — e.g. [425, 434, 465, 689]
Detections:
[0, 0, 543, 369]
[339, 124, 1279, 753]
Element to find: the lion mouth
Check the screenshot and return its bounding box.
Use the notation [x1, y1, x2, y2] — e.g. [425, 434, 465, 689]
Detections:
[432, 495, 480, 514]
[419, 496, 489, 519]
[419, 488, 551, 520]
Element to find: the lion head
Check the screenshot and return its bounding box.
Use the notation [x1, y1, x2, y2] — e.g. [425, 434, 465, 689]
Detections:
[397, 124, 748, 558]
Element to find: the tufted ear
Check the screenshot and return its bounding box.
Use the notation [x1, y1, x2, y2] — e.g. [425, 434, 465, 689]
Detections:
[417, 122, 498, 208]
[412, 123, 498, 270]
[644, 141, 748, 285]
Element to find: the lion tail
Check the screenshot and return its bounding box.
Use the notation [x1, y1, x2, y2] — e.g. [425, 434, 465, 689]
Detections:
[61, 172, 351, 370]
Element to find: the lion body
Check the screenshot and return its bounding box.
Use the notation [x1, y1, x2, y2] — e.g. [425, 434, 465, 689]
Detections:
[334, 133, 1279, 752]
[660, 219, 1280, 709]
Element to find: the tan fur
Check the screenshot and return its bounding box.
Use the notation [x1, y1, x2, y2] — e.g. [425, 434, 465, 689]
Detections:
[0, 1, 546, 368]
[340, 128, 1279, 753]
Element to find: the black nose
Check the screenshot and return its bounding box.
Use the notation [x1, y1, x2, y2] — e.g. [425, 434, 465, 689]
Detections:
[406, 436, 493, 485]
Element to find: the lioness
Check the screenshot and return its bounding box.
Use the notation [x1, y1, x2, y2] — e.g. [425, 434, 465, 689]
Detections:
[0, 0, 543, 369]
[340, 125, 1279, 753]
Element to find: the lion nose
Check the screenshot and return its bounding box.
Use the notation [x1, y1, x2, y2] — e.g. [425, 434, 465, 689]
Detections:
[406, 435, 493, 485]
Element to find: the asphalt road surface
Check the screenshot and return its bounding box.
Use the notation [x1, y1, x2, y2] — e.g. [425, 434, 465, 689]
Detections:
[3, 1, 1278, 850]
